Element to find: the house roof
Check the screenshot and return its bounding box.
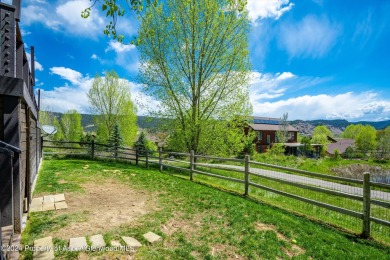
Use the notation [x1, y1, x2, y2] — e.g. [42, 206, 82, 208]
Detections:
[248, 123, 298, 132]
[326, 139, 355, 154]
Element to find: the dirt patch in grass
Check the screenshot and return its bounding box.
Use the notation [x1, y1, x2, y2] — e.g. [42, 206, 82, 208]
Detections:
[255, 222, 305, 258]
[161, 214, 201, 236]
[46, 179, 158, 239]
[210, 243, 246, 259]
[162, 212, 245, 259]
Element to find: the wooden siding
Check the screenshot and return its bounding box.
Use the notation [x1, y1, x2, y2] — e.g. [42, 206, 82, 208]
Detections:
[0, 96, 3, 140]
[29, 115, 38, 196]
[20, 102, 27, 204]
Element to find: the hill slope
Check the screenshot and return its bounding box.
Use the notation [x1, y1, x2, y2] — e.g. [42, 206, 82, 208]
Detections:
[47, 112, 390, 136]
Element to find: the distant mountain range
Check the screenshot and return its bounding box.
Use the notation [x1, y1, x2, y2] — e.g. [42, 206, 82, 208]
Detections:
[48, 112, 390, 136]
[290, 119, 390, 136]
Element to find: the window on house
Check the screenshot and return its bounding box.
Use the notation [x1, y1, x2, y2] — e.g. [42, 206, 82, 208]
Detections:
[267, 135, 270, 144]
[289, 132, 295, 140]
[257, 131, 262, 140]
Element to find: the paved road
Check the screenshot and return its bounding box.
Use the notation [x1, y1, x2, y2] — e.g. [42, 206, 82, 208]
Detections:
[196, 163, 390, 202]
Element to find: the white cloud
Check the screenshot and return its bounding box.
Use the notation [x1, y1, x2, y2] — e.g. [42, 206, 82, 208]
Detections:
[251, 91, 390, 121]
[50, 67, 84, 85]
[249, 71, 390, 121]
[247, 0, 294, 23]
[42, 67, 156, 115]
[105, 41, 136, 53]
[250, 71, 295, 101]
[26, 52, 44, 71]
[22, 4, 62, 30]
[279, 15, 341, 59]
[105, 41, 139, 73]
[56, 0, 105, 37]
[23, 0, 106, 38]
[91, 54, 100, 60]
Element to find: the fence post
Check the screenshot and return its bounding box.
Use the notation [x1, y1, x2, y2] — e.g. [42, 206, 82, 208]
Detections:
[362, 172, 371, 238]
[135, 147, 139, 166]
[190, 150, 194, 181]
[244, 154, 250, 196]
[158, 147, 163, 172]
[91, 140, 95, 159]
[145, 150, 149, 169]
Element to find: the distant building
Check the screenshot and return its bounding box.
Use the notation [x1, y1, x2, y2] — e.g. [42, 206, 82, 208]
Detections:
[326, 138, 355, 156]
[247, 117, 299, 153]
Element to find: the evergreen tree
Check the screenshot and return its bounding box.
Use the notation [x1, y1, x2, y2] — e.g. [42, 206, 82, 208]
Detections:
[134, 131, 148, 155]
[108, 123, 123, 147]
[108, 123, 123, 158]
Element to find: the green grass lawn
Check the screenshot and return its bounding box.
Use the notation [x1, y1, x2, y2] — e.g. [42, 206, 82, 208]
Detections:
[251, 153, 390, 176]
[21, 159, 390, 259]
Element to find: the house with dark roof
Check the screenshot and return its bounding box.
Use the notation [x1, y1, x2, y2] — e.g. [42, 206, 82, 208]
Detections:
[248, 117, 299, 153]
[326, 138, 355, 156]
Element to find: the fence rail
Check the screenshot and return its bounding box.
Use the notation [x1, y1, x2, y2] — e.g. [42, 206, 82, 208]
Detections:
[42, 140, 390, 242]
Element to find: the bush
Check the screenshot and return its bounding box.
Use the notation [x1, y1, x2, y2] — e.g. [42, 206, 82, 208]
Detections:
[268, 143, 285, 156]
[334, 149, 341, 160]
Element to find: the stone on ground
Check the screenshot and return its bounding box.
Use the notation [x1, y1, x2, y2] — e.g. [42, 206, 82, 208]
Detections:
[31, 197, 43, 205]
[33, 236, 54, 260]
[30, 197, 43, 212]
[90, 234, 106, 248]
[143, 232, 162, 243]
[55, 201, 68, 210]
[69, 237, 88, 251]
[42, 202, 55, 211]
[121, 236, 142, 248]
[54, 193, 66, 202]
[110, 240, 122, 247]
[43, 195, 55, 203]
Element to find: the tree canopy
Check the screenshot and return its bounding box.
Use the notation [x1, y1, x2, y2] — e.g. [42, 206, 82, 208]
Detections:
[81, 0, 247, 43]
[377, 126, 390, 159]
[342, 124, 377, 154]
[88, 70, 137, 145]
[137, 0, 252, 155]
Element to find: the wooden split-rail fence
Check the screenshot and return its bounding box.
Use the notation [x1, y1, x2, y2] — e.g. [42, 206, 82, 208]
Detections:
[42, 140, 390, 241]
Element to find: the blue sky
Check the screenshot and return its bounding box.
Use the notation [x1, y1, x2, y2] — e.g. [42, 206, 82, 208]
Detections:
[18, 0, 390, 121]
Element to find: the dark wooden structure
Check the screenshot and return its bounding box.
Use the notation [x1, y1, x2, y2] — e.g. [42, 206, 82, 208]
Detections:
[1, 1, 41, 256]
[247, 117, 299, 153]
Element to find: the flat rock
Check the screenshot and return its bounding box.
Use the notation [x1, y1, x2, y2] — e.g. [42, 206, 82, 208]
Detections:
[54, 193, 66, 202]
[110, 240, 122, 247]
[143, 232, 162, 243]
[69, 237, 88, 251]
[33, 236, 54, 260]
[42, 202, 55, 211]
[90, 234, 106, 248]
[31, 197, 43, 206]
[121, 236, 142, 248]
[29, 204, 43, 212]
[55, 201, 68, 210]
[43, 195, 55, 203]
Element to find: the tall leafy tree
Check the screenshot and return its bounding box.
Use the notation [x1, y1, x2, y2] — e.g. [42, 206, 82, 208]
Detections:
[81, 0, 246, 43]
[88, 70, 137, 146]
[276, 112, 289, 143]
[311, 125, 332, 156]
[355, 125, 377, 154]
[343, 124, 377, 155]
[312, 125, 332, 138]
[60, 110, 84, 142]
[342, 124, 363, 139]
[138, 0, 252, 155]
[377, 126, 390, 159]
